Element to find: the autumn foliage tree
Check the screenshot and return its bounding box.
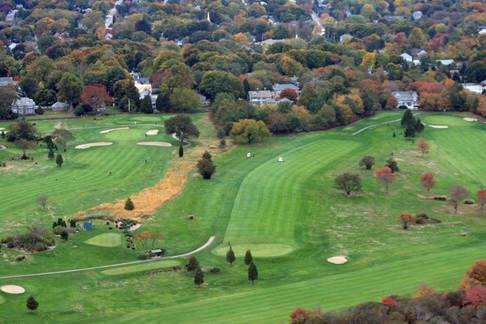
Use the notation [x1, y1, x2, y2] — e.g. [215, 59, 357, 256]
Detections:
[279, 88, 298, 101]
[374, 166, 396, 193]
[462, 286, 486, 306]
[460, 260, 486, 289]
[420, 173, 435, 191]
[80, 84, 112, 111]
[477, 189, 486, 211]
[417, 138, 430, 156]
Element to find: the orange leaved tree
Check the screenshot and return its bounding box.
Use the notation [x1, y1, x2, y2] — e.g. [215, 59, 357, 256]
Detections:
[374, 166, 396, 193]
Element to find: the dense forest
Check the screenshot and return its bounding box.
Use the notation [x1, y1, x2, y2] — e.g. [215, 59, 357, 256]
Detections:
[1, 0, 485, 134]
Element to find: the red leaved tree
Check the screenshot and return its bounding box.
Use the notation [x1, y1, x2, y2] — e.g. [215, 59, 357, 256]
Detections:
[420, 173, 435, 191]
[477, 189, 486, 211]
[280, 88, 298, 101]
[381, 296, 396, 305]
[417, 138, 430, 156]
[462, 286, 486, 306]
[80, 84, 112, 111]
[374, 166, 396, 193]
[290, 307, 308, 323]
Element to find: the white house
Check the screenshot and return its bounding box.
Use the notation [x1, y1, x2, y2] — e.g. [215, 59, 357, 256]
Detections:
[11, 97, 37, 115]
[462, 83, 485, 95]
[392, 91, 419, 110]
[249, 90, 276, 105]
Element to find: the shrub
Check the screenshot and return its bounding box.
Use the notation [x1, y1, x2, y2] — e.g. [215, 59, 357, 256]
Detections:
[3, 225, 55, 252]
[26, 296, 39, 311]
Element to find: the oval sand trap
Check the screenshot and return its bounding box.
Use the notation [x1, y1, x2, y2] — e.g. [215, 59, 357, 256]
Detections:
[0, 144, 6, 151]
[327, 256, 348, 265]
[212, 244, 294, 258]
[75, 142, 113, 149]
[428, 125, 449, 129]
[137, 141, 172, 148]
[100, 127, 129, 134]
[463, 117, 478, 122]
[145, 129, 159, 136]
[1, 285, 26, 294]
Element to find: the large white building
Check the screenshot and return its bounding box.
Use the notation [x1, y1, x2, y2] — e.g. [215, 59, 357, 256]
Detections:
[392, 91, 419, 110]
[11, 97, 37, 115]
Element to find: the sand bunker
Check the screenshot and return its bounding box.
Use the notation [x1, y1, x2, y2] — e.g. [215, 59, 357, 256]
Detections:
[327, 256, 348, 265]
[137, 141, 172, 148]
[0, 127, 5, 131]
[463, 117, 478, 122]
[145, 129, 159, 136]
[0, 285, 26, 294]
[0, 145, 6, 151]
[75, 142, 113, 149]
[100, 127, 129, 134]
[429, 125, 449, 129]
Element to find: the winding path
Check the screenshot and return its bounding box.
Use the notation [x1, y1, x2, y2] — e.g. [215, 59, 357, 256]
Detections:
[351, 118, 401, 136]
[0, 236, 215, 280]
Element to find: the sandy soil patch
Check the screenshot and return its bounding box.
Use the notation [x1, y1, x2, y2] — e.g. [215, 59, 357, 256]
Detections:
[75, 142, 113, 149]
[100, 127, 129, 134]
[428, 125, 449, 129]
[145, 129, 159, 136]
[0, 285, 26, 294]
[137, 141, 172, 148]
[327, 256, 348, 265]
[0, 144, 6, 150]
[463, 117, 478, 122]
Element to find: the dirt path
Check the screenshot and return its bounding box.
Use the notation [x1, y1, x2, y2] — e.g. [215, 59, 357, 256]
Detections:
[0, 236, 215, 280]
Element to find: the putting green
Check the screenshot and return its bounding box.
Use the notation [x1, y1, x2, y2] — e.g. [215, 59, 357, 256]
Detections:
[212, 244, 295, 257]
[85, 233, 122, 247]
[102, 260, 180, 276]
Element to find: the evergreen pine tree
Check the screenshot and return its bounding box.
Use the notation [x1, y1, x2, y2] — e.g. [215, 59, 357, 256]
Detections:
[140, 95, 153, 114]
[244, 250, 253, 266]
[56, 153, 63, 167]
[404, 123, 416, 138]
[26, 296, 39, 311]
[48, 147, 55, 159]
[178, 143, 184, 158]
[415, 118, 424, 133]
[248, 262, 258, 284]
[194, 267, 204, 286]
[186, 256, 199, 271]
[226, 245, 236, 266]
[124, 197, 135, 210]
[400, 109, 415, 128]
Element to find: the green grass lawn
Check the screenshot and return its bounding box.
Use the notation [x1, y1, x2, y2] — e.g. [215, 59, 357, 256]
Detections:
[0, 114, 177, 234]
[0, 112, 485, 323]
[85, 233, 122, 247]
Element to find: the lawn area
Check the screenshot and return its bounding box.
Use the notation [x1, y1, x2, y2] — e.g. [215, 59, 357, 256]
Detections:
[101, 260, 180, 276]
[0, 114, 179, 233]
[0, 112, 484, 323]
[85, 233, 122, 247]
